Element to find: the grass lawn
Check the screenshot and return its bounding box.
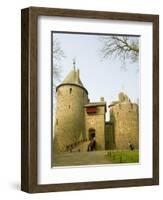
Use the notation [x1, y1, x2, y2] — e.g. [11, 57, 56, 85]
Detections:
[105, 150, 139, 164]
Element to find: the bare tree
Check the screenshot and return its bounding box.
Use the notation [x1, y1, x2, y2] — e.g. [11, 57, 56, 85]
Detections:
[100, 36, 139, 68]
[52, 38, 65, 116]
[53, 38, 65, 83]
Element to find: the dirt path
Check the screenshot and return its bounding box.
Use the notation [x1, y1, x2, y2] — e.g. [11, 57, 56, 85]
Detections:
[53, 150, 112, 167]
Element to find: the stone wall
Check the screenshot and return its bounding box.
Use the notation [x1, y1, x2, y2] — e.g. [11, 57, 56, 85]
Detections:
[54, 84, 88, 152]
[105, 122, 115, 150]
[110, 102, 139, 150]
[54, 83, 139, 153]
[85, 106, 106, 150]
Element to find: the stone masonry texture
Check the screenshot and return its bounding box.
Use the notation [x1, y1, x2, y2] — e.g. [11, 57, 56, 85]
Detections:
[53, 68, 139, 153]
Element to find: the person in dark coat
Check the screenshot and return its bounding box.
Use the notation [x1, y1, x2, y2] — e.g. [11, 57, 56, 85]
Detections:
[128, 142, 134, 151]
[87, 137, 96, 151]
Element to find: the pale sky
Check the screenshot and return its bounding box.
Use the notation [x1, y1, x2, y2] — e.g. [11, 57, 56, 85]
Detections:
[52, 32, 139, 121]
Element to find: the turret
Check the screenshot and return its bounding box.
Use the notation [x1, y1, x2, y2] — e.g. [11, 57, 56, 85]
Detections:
[108, 92, 139, 150]
[54, 63, 89, 152]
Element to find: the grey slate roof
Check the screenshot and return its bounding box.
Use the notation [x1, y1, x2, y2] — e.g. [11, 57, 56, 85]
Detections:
[62, 68, 84, 87]
[56, 68, 88, 94]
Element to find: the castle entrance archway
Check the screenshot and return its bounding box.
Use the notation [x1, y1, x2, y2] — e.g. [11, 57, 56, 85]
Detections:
[88, 128, 96, 140]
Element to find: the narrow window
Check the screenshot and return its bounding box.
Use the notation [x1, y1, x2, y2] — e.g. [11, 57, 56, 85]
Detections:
[69, 88, 72, 94]
[69, 105, 71, 109]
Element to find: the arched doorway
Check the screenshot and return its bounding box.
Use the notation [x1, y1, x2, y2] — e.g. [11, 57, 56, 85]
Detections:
[88, 128, 96, 140]
[88, 128, 96, 151]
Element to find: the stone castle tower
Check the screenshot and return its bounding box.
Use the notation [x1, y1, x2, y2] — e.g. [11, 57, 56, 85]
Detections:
[54, 66, 139, 153]
[84, 99, 106, 150]
[108, 92, 139, 150]
[54, 65, 89, 152]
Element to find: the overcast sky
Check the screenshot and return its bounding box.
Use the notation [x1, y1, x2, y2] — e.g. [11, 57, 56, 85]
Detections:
[52, 32, 139, 120]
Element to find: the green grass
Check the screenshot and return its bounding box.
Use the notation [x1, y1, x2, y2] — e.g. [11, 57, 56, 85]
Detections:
[105, 150, 139, 164]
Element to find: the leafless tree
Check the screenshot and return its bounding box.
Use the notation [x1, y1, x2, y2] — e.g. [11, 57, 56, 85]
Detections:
[53, 38, 65, 83]
[52, 38, 65, 115]
[100, 36, 139, 69]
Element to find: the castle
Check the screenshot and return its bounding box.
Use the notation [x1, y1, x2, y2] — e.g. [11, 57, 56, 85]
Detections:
[53, 65, 139, 153]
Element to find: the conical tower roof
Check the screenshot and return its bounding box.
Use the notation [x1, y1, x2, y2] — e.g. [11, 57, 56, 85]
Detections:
[62, 68, 84, 87]
[56, 64, 88, 94]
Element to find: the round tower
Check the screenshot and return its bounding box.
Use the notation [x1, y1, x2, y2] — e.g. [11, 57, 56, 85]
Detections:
[109, 92, 139, 150]
[54, 64, 89, 152]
